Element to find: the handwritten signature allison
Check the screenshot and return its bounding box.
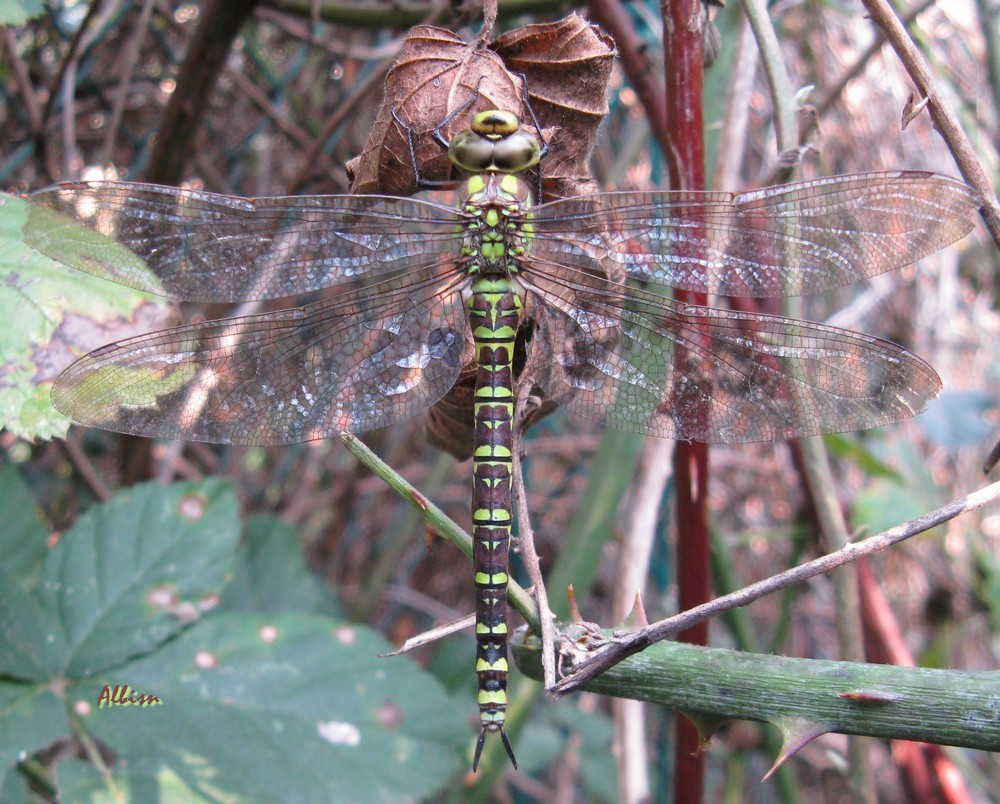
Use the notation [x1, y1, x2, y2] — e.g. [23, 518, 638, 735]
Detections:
[97, 684, 162, 708]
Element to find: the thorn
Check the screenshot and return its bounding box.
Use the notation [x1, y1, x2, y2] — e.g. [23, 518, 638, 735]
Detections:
[763, 717, 827, 781]
[901, 93, 929, 130]
[424, 525, 438, 553]
[838, 689, 903, 704]
[619, 592, 649, 629]
[567, 584, 583, 622]
[633, 592, 649, 626]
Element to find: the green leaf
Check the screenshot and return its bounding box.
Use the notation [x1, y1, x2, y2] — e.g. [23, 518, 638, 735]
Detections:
[512, 700, 616, 789]
[219, 514, 342, 616]
[850, 440, 938, 535]
[0, 193, 171, 441]
[0, 769, 31, 804]
[68, 612, 467, 801]
[823, 432, 901, 479]
[22, 192, 169, 296]
[0, 0, 43, 25]
[0, 567, 68, 679]
[0, 682, 69, 787]
[27, 479, 240, 678]
[54, 759, 219, 803]
[0, 465, 49, 579]
[544, 426, 643, 618]
[1, 479, 469, 795]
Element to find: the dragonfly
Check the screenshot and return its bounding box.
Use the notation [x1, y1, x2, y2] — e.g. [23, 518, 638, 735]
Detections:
[27, 109, 979, 770]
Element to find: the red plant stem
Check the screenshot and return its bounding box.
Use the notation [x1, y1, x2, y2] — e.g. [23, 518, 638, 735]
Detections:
[662, 1, 709, 801]
[858, 559, 972, 802]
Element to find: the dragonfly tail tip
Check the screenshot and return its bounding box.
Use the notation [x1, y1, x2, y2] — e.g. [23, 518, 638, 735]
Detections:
[472, 725, 518, 771]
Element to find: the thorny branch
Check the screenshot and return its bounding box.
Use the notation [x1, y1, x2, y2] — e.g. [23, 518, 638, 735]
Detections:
[861, 0, 1000, 251]
[551, 480, 1000, 694]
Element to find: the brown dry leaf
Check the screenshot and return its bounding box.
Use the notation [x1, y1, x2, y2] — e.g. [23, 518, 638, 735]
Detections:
[424, 364, 478, 459]
[425, 330, 556, 460]
[347, 25, 524, 196]
[492, 12, 615, 200]
[348, 13, 615, 201]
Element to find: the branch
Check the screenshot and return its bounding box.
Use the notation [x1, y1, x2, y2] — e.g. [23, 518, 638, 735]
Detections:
[551, 480, 1000, 692]
[860, 0, 1000, 252]
[514, 633, 1000, 751]
[143, 0, 261, 185]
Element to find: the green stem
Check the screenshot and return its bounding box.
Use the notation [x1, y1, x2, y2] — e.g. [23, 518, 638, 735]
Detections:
[514, 635, 1000, 751]
[340, 434, 538, 632]
[741, 0, 797, 157]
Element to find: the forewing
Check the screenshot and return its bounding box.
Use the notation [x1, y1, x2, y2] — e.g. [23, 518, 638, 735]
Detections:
[529, 172, 979, 297]
[523, 267, 942, 444]
[26, 182, 462, 301]
[51, 267, 472, 444]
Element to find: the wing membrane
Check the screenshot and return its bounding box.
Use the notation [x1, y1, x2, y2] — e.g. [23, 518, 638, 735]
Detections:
[38, 170, 969, 446]
[523, 261, 941, 444]
[27, 182, 463, 302]
[51, 265, 472, 444]
[529, 172, 979, 297]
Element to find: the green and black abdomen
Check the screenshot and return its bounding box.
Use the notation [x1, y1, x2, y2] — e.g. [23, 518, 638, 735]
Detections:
[456, 133, 537, 769]
[468, 277, 522, 747]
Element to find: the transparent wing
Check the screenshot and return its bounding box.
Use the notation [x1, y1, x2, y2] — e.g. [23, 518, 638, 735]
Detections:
[26, 182, 463, 301]
[529, 172, 979, 297]
[523, 263, 942, 444]
[51, 265, 472, 444]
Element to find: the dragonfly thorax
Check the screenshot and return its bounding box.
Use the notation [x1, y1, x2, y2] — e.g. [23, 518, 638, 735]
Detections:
[460, 172, 533, 275]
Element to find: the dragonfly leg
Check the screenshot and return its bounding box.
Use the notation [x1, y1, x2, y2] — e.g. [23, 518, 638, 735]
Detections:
[391, 106, 454, 190]
[508, 71, 548, 201]
[391, 78, 487, 189]
[509, 70, 549, 161]
[429, 76, 485, 148]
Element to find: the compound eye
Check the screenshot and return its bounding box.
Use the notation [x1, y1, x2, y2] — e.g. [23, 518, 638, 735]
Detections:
[448, 130, 496, 172]
[491, 130, 541, 173]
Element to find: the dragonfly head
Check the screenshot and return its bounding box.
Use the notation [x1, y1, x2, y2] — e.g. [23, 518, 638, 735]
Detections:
[448, 110, 541, 175]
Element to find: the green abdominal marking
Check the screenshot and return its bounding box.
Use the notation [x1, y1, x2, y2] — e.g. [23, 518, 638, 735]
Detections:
[468, 272, 526, 769]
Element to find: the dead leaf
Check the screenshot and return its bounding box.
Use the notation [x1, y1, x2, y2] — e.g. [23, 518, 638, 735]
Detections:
[348, 13, 615, 201]
[492, 12, 615, 200]
[347, 25, 525, 196]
